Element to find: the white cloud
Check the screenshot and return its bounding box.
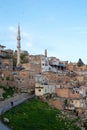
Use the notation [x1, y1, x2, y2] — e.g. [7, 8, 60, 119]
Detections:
[8, 26, 17, 33]
[22, 32, 32, 40]
[26, 42, 32, 47]
[22, 32, 29, 37]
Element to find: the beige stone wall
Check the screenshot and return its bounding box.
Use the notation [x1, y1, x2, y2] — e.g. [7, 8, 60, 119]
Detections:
[67, 64, 75, 71]
[35, 83, 43, 96]
[67, 63, 87, 72]
[0, 80, 16, 87]
[55, 88, 80, 99]
[49, 99, 63, 110]
[77, 76, 84, 83]
[22, 63, 31, 70]
[30, 63, 41, 74]
[1, 59, 13, 70]
[55, 88, 70, 98]
[43, 72, 56, 85]
[70, 100, 81, 108]
[22, 63, 41, 74]
[29, 55, 41, 64]
[16, 70, 35, 92]
[35, 83, 55, 96]
[69, 92, 80, 99]
[0, 70, 16, 87]
[35, 87, 44, 96]
[81, 65, 87, 71]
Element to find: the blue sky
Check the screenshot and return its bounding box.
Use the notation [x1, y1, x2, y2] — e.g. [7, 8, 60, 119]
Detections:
[0, 0, 87, 63]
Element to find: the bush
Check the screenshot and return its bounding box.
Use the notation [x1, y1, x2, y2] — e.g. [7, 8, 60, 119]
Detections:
[1, 77, 4, 80]
[6, 77, 10, 80]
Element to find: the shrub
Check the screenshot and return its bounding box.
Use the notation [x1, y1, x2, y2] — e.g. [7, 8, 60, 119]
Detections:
[6, 77, 10, 80]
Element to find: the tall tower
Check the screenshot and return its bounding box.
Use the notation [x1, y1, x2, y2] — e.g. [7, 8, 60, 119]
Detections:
[17, 24, 21, 66]
[45, 49, 47, 57]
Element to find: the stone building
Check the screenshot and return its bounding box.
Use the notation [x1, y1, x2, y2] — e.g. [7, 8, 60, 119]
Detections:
[0, 59, 13, 70]
[22, 63, 41, 74]
[14, 69, 35, 93]
[0, 45, 9, 58]
[35, 74, 55, 96]
[35, 83, 55, 96]
[69, 99, 86, 108]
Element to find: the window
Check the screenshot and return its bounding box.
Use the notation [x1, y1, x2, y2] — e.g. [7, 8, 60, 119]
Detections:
[76, 91, 78, 93]
[49, 68, 51, 71]
[45, 89, 47, 92]
[38, 89, 41, 92]
[50, 80, 54, 83]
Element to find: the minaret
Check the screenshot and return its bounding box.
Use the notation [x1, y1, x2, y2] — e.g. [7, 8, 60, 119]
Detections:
[17, 24, 21, 66]
[45, 49, 47, 57]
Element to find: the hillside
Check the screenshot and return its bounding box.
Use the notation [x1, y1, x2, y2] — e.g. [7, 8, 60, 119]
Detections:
[2, 98, 81, 130]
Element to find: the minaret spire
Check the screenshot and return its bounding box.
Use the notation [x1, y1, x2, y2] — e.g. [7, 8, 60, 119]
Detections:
[17, 24, 21, 66]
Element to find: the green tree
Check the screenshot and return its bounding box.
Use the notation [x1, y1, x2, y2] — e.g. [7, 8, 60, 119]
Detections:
[64, 99, 68, 106]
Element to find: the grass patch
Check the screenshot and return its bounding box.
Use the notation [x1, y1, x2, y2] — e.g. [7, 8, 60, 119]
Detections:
[2, 98, 81, 130]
